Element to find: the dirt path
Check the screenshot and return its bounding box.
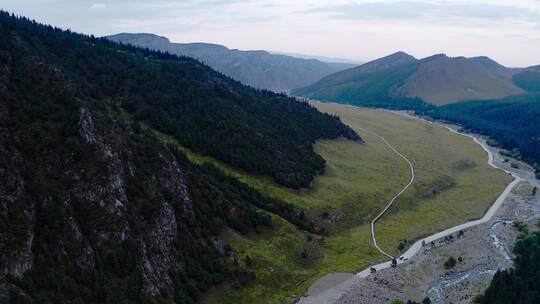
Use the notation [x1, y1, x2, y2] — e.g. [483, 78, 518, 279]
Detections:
[361, 128, 415, 259]
[356, 116, 521, 276]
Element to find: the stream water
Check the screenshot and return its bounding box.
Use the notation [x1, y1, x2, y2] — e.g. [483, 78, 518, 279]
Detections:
[426, 193, 540, 304]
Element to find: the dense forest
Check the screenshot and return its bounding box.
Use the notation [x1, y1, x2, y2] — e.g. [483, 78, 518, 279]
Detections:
[512, 68, 540, 92]
[475, 231, 540, 303]
[419, 94, 540, 178]
[0, 12, 338, 303]
[0, 11, 359, 189]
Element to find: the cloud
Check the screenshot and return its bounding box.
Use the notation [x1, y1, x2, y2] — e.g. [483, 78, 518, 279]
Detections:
[302, 1, 540, 24]
[90, 3, 106, 9]
[2, 0, 540, 66]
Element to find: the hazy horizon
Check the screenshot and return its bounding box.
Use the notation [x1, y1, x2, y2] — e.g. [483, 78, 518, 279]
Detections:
[3, 0, 540, 67]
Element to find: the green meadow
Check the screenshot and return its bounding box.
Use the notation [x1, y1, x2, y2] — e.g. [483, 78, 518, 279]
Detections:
[169, 103, 511, 304]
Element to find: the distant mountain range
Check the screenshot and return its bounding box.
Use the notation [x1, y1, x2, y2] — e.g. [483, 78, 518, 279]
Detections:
[107, 33, 356, 92]
[269, 51, 363, 65]
[293, 51, 540, 107]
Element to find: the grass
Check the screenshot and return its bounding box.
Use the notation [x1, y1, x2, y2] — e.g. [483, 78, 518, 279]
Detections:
[157, 121, 407, 232]
[198, 215, 318, 304]
[185, 102, 512, 304]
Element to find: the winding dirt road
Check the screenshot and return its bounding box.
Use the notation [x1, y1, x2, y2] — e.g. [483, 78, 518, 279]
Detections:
[356, 120, 522, 277]
[363, 129, 415, 259]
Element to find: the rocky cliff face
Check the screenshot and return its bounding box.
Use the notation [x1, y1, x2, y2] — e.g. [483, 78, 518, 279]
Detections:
[0, 50, 267, 304]
[0, 12, 353, 303]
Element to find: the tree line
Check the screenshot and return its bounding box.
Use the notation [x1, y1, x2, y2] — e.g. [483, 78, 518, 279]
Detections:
[419, 94, 540, 179]
[0, 11, 359, 189]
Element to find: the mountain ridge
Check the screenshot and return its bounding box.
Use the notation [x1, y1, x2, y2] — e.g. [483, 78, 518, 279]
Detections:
[293, 51, 537, 107]
[294, 51, 417, 96]
[107, 33, 356, 92]
[268, 50, 363, 64]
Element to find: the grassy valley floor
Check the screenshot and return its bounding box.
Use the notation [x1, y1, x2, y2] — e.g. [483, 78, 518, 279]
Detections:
[176, 103, 511, 304]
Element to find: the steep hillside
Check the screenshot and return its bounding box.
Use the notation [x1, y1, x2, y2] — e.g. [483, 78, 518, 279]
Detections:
[293, 52, 428, 109]
[107, 33, 355, 92]
[512, 65, 540, 92]
[0, 12, 358, 304]
[0, 18, 359, 189]
[293, 53, 527, 107]
[399, 55, 523, 104]
[293, 52, 416, 95]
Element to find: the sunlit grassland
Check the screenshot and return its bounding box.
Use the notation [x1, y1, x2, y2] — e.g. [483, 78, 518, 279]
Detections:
[314, 103, 512, 255]
[167, 102, 511, 304]
[157, 122, 407, 231]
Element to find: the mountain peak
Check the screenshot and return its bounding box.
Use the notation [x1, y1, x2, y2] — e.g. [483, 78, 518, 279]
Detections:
[389, 51, 414, 57]
[420, 54, 507, 71]
[421, 53, 448, 61]
[108, 33, 170, 44]
[356, 51, 417, 72]
[292, 50, 417, 97]
[470, 56, 506, 69]
[380, 51, 416, 61]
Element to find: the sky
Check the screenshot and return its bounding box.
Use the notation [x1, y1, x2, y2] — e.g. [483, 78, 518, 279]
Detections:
[2, 0, 540, 67]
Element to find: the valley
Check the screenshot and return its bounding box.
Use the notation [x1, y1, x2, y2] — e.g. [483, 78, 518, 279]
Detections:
[170, 103, 510, 303]
[2, 6, 539, 304]
[310, 124, 540, 304]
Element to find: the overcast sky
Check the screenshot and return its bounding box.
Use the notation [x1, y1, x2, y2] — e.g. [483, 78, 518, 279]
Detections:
[3, 0, 540, 66]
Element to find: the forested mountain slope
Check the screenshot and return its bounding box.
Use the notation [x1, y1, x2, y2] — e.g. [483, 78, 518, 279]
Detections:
[293, 53, 529, 108]
[0, 16, 359, 189]
[107, 33, 355, 92]
[292, 52, 428, 109]
[419, 94, 540, 178]
[0, 12, 358, 304]
[512, 65, 540, 92]
[294, 51, 417, 94]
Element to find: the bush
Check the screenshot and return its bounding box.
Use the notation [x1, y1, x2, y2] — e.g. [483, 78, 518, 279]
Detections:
[513, 221, 529, 234]
[444, 256, 457, 269]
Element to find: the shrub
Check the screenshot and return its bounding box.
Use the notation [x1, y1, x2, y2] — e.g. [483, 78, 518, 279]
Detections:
[444, 256, 457, 269]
